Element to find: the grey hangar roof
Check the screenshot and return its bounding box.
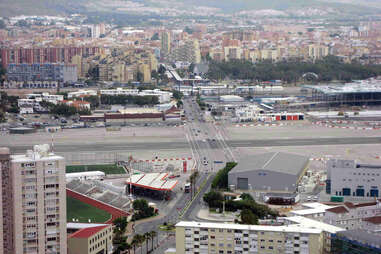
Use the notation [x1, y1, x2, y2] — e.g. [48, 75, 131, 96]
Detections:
[228, 152, 309, 192]
[230, 152, 309, 176]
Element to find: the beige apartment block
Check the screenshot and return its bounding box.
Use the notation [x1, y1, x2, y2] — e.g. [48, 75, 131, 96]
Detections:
[68, 224, 113, 254]
[176, 221, 324, 254]
[0, 144, 67, 254]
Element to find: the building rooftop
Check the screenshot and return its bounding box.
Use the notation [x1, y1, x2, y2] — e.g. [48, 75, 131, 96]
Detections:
[230, 152, 309, 176]
[126, 172, 178, 191]
[363, 216, 381, 225]
[326, 206, 349, 214]
[304, 80, 381, 95]
[67, 223, 109, 230]
[176, 221, 322, 234]
[284, 216, 344, 234]
[11, 144, 63, 162]
[69, 225, 109, 239]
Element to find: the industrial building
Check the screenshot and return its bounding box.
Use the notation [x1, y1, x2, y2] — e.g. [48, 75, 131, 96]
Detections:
[326, 159, 381, 198]
[305, 79, 381, 106]
[228, 152, 309, 193]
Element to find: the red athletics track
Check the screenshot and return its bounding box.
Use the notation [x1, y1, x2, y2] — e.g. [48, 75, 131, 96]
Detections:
[67, 189, 129, 224]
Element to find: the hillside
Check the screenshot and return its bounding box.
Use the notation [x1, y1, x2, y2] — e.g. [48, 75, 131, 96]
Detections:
[0, 0, 379, 18]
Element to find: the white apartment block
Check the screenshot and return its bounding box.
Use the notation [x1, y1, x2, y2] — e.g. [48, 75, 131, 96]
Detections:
[2, 144, 67, 254]
[176, 221, 324, 254]
[326, 159, 381, 198]
[324, 200, 381, 231]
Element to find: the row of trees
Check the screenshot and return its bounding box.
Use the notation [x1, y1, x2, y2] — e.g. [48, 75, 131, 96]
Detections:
[100, 95, 159, 106]
[112, 216, 158, 254]
[211, 162, 237, 190]
[207, 56, 381, 83]
[40, 101, 91, 117]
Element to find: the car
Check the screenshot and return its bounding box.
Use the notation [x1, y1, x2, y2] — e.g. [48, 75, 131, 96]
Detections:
[168, 174, 180, 179]
[306, 196, 312, 201]
[313, 196, 319, 201]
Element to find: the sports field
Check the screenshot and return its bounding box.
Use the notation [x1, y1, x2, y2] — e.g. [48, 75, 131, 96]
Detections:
[67, 196, 111, 223]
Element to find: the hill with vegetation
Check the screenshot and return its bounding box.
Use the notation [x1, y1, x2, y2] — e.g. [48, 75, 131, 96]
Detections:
[0, 0, 379, 18]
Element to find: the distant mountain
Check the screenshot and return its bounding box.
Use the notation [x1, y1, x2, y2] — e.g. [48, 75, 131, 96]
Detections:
[0, 0, 379, 18]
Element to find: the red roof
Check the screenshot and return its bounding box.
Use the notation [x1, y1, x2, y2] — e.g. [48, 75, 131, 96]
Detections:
[363, 216, 381, 225]
[69, 225, 109, 239]
[326, 206, 349, 214]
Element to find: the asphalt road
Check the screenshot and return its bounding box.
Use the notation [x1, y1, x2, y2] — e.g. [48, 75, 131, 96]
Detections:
[7, 137, 381, 154]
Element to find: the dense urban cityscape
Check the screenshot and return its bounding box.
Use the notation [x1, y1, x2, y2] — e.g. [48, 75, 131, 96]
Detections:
[1, 0, 381, 253]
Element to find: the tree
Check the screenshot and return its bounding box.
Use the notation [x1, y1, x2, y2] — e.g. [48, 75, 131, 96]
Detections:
[144, 232, 150, 254]
[113, 217, 128, 233]
[83, 95, 100, 109]
[240, 193, 254, 201]
[132, 199, 155, 221]
[240, 209, 258, 225]
[150, 231, 157, 252]
[188, 63, 195, 73]
[151, 33, 159, 40]
[203, 190, 224, 208]
[211, 162, 237, 190]
[158, 65, 166, 75]
[172, 90, 183, 100]
[136, 72, 144, 82]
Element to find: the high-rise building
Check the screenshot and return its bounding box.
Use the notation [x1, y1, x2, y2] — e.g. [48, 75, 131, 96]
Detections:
[0, 147, 12, 254]
[161, 31, 171, 57]
[170, 39, 201, 64]
[0, 144, 67, 254]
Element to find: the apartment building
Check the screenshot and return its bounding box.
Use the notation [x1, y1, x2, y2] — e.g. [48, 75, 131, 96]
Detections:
[326, 159, 381, 198]
[161, 31, 171, 57]
[7, 63, 78, 83]
[0, 46, 103, 68]
[68, 223, 113, 254]
[0, 144, 67, 254]
[324, 200, 381, 230]
[0, 147, 12, 254]
[176, 221, 324, 254]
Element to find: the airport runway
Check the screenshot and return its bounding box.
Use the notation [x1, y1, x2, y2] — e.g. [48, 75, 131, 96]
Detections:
[7, 136, 381, 154]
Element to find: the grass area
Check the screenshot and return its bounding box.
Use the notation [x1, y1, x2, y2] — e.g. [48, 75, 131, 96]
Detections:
[66, 164, 126, 175]
[67, 196, 111, 223]
[159, 223, 175, 232]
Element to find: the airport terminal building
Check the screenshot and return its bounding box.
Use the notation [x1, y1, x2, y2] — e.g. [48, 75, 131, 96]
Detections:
[228, 152, 309, 193]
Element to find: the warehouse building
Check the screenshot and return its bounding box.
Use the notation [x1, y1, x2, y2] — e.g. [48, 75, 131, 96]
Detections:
[228, 152, 309, 193]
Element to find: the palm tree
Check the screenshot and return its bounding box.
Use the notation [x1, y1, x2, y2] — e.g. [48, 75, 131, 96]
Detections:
[150, 231, 157, 252]
[138, 234, 145, 254]
[144, 232, 151, 254]
[131, 235, 140, 254]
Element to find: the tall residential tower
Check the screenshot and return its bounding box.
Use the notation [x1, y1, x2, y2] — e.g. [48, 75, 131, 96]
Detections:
[0, 144, 67, 254]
